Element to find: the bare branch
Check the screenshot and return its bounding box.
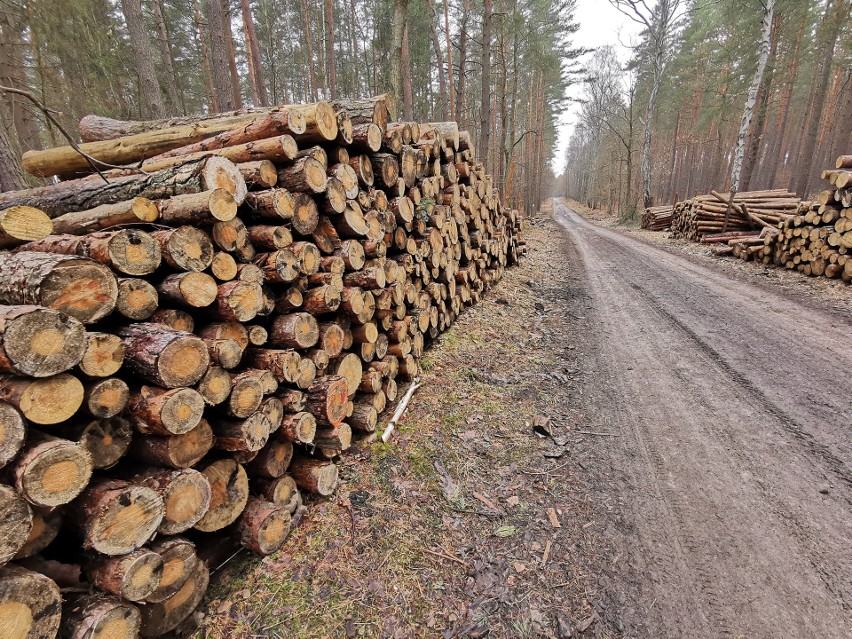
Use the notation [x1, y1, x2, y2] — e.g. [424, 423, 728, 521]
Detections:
[0, 85, 150, 182]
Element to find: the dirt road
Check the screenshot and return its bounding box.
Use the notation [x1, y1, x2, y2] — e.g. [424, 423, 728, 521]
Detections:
[554, 199, 852, 638]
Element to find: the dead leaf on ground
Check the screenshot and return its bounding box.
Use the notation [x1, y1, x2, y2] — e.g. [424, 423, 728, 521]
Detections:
[495, 525, 518, 537]
[506, 495, 520, 507]
[547, 507, 562, 528]
[473, 491, 498, 511]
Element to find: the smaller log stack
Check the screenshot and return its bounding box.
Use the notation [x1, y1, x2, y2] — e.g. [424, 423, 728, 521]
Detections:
[0, 96, 524, 638]
[669, 189, 800, 241]
[772, 155, 852, 281]
[641, 205, 673, 230]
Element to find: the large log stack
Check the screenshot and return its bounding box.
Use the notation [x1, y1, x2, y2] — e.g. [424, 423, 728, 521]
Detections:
[0, 96, 523, 638]
[669, 189, 801, 241]
[641, 205, 674, 230]
[772, 156, 852, 281]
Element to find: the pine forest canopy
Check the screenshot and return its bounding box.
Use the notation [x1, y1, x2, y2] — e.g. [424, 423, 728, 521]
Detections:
[561, 0, 852, 218]
[0, 0, 585, 214]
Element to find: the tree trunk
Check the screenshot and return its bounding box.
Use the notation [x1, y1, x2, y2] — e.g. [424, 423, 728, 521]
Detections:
[456, 0, 470, 123]
[392, 0, 409, 118]
[120, 0, 166, 119]
[205, 0, 237, 111]
[301, 0, 318, 100]
[152, 0, 183, 114]
[325, 0, 337, 99]
[792, 0, 846, 197]
[730, 0, 776, 192]
[241, 0, 268, 107]
[480, 0, 492, 171]
[443, 0, 455, 120]
[739, 10, 780, 192]
[222, 0, 244, 109]
[0, 122, 24, 192]
[427, 0, 448, 120]
[192, 0, 218, 111]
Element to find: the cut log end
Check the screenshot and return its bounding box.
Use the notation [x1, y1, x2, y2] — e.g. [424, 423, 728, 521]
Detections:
[194, 458, 249, 532]
[0, 565, 62, 639]
[0, 206, 53, 247]
[0, 485, 32, 565]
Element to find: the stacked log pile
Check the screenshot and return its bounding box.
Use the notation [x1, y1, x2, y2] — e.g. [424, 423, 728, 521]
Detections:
[640, 204, 673, 230]
[0, 96, 523, 638]
[772, 156, 852, 281]
[669, 189, 800, 241]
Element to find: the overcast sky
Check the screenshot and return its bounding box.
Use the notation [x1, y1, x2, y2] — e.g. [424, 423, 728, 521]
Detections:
[552, 0, 644, 174]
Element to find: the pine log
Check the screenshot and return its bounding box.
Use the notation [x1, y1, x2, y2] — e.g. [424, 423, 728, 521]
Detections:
[157, 271, 218, 308]
[194, 458, 249, 532]
[0, 206, 52, 248]
[252, 474, 298, 508]
[152, 226, 215, 272]
[13, 156, 246, 215]
[128, 419, 213, 469]
[78, 333, 124, 378]
[82, 377, 129, 418]
[244, 348, 300, 383]
[0, 484, 32, 565]
[0, 565, 62, 639]
[61, 593, 140, 639]
[289, 455, 339, 496]
[306, 375, 349, 427]
[246, 437, 294, 479]
[50, 197, 159, 236]
[203, 338, 243, 369]
[157, 188, 238, 224]
[290, 101, 339, 142]
[0, 305, 86, 378]
[0, 403, 25, 469]
[127, 385, 206, 436]
[277, 156, 328, 194]
[118, 323, 210, 388]
[70, 479, 164, 555]
[87, 549, 164, 602]
[130, 467, 212, 534]
[0, 252, 118, 324]
[116, 278, 159, 320]
[226, 372, 265, 418]
[211, 251, 238, 280]
[238, 497, 292, 555]
[139, 560, 208, 638]
[270, 312, 319, 349]
[330, 352, 364, 396]
[278, 411, 317, 444]
[0, 374, 84, 425]
[259, 396, 284, 430]
[196, 366, 233, 406]
[212, 280, 264, 322]
[238, 160, 278, 189]
[247, 224, 293, 250]
[145, 536, 199, 604]
[19, 229, 162, 276]
[12, 506, 62, 560]
[65, 416, 132, 469]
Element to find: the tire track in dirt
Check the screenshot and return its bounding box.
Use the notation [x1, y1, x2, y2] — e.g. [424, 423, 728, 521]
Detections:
[553, 201, 852, 638]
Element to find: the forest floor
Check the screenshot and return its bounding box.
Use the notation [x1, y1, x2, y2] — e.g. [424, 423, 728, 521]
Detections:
[195, 199, 852, 638]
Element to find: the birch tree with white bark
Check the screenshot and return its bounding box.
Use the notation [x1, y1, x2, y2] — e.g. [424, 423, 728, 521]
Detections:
[729, 0, 777, 193]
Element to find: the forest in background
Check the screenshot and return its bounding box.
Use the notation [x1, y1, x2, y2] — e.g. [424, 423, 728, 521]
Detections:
[561, 0, 852, 218]
[0, 0, 584, 214]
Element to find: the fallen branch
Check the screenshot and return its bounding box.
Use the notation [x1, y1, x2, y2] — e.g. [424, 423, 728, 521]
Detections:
[0, 84, 148, 182]
[380, 378, 422, 443]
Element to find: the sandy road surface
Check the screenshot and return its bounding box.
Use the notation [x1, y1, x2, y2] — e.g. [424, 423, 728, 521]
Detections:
[554, 200, 852, 638]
